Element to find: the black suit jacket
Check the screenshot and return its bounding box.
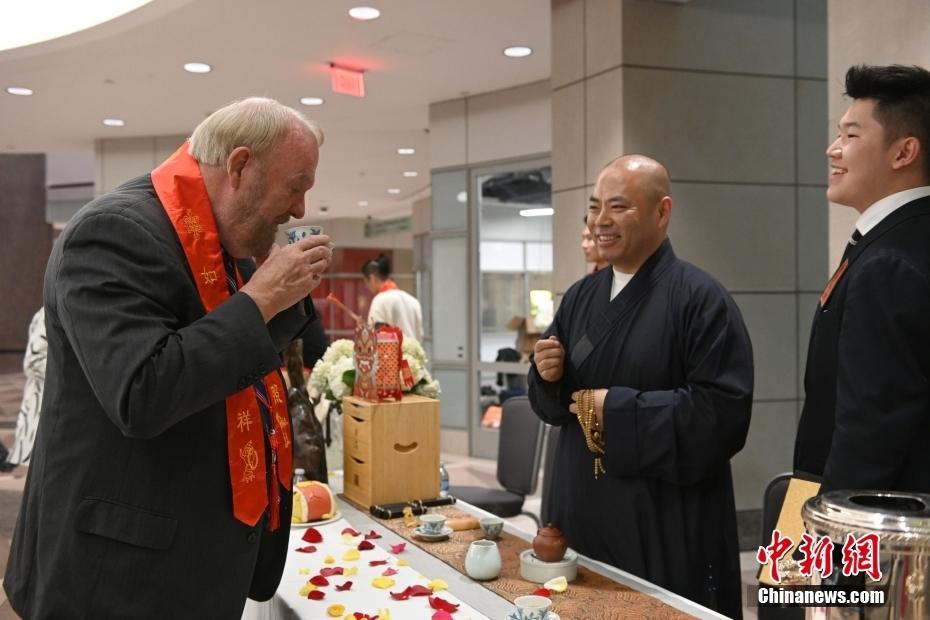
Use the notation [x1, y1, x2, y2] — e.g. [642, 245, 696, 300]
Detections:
[5, 175, 313, 618]
[795, 196, 930, 493]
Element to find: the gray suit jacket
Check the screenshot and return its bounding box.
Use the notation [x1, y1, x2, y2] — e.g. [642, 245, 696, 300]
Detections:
[5, 174, 312, 619]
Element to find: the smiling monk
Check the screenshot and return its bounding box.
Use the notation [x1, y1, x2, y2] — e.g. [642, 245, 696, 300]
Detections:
[529, 154, 753, 619]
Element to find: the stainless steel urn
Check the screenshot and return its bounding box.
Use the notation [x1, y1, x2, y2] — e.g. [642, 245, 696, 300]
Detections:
[803, 490, 930, 619]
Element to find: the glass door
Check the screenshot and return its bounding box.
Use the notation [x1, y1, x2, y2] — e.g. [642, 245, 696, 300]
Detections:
[470, 160, 552, 458]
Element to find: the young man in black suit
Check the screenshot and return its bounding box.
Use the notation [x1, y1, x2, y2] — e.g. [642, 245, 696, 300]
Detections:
[795, 65, 930, 494]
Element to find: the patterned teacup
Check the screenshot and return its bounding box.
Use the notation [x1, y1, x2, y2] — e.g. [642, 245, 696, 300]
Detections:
[419, 513, 446, 535]
[286, 225, 323, 244]
[514, 595, 552, 620]
[479, 516, 504, 540]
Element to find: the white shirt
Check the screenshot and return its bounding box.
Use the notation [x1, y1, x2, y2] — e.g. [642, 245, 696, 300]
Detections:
[610, 269, 635, 301]
[368, 288, 424, 342]
[855, 186, 930, 236]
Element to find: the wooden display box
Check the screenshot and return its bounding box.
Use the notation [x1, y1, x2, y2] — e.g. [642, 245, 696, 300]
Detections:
[342, 394, 440, 507]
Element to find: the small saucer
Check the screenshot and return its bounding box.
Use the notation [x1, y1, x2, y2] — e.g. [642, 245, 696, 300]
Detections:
[413, 525, 453, 541]
[506, 613, 560, 620]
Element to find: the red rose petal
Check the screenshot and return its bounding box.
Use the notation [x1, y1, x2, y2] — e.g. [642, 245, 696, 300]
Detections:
[320, 567, 345, 577]
[533, 587, 551, 597]
[390, 543, 406, 554]
[335, 581, 353, 591]
[306, 590, 325, 600]
[390, 587, 413, 601]
[431, 612, 454, 620]
[369, 560, 388, 566]
[310, 575, 329, 586]
[408, 585, 433, 596]
[429, 596, 460, 613]
[302, 527, 323, 543]
[342, 527, 361, 537]
[382, 567, 398, 576]
[295, 545, 317, 553]
[357, 540, 375, 551]
[365, 529, 383, 540]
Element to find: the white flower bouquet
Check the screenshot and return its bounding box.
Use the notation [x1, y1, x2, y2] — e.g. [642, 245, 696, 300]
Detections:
[309, 336, 441, 401]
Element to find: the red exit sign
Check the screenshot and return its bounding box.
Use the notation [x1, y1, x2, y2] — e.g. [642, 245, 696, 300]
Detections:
[330, 65, 365, 98]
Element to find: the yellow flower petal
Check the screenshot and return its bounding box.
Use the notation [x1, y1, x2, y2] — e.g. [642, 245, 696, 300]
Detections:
[377, 609, 391, 620]
[396, 558, 409, 567]
[327, 604, 346, 617]
[345, 566, 359, 576]
[324, 555, 335, 564]
[341, 533, 358, 544]
[299, 568, 311, 575]
[427, 579, 448, 591]
[342, 549, 361, 561]
[544, 576, 568, 593]
[298, 582, 317, 596]
[371, 576, 396, 589]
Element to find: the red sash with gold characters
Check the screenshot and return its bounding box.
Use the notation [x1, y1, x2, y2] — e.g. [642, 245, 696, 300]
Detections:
[151, 143, 292, 530]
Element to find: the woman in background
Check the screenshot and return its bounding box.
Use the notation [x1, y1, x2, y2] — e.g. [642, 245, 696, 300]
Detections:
[361, 254, 423, 342]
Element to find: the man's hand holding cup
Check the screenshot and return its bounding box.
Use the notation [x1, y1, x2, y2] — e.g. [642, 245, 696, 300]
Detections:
[241, 226, 332, 322]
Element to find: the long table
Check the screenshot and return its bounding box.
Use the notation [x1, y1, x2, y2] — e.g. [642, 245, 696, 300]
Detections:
[243, 491, 728, 620]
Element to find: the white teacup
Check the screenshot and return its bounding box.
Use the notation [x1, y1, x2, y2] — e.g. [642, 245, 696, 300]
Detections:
[286, 225, 323, 244]
[514, 595, 552, 620]
[419, 513, 446, 535]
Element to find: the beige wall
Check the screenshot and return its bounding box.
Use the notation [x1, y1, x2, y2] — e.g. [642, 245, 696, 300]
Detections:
[428, 80, 551, 170]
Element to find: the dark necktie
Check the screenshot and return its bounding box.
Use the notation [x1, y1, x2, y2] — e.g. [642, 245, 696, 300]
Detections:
[842, 229, 863, 261]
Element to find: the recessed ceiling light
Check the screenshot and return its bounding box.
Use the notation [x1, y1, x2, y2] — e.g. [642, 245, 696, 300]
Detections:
[6, 87, 33, 96]
[358, 200, 369, 207]
[300, 97, 325, 106]
[503, 46, 533, 58]
[403, 171, 418, 178]
[519, 207, 554, 217]
[397, 147, 415, 155]
[349, 6, 380, 20]
[456, 191, 467, 203]
[183, 62, 212, 74]
[102, 118, 125, 127]
[387, 188, 401, 195]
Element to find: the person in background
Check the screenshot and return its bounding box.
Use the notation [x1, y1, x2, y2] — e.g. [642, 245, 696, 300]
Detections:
[529, 154, 753, 618]
[361, 253, 424, 341]
[5, 97, 331, 618]
[0, 307, 47, 471]
[795, 64, 930, 494]
[581, 215, 607, 272]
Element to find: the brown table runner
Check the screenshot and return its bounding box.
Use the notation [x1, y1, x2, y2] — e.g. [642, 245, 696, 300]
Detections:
[345, 498, 694, 619]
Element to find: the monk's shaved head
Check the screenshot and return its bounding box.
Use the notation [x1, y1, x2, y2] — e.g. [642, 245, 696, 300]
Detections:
[604, 154, 671, 205]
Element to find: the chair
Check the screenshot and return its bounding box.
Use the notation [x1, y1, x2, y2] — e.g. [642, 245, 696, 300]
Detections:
[539, 424, 560, 525]
[450, 396, 544, 526]
[758, 472, 804, 620]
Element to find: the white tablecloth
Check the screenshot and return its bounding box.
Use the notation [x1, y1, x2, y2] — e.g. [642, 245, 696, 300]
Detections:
[244, 485, 728, 620]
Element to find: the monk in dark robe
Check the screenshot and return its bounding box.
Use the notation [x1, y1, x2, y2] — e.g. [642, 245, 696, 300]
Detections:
[529, 154, 753, 619]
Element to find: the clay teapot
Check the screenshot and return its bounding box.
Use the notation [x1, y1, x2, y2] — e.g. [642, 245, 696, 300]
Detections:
[532, 523, 568, 563]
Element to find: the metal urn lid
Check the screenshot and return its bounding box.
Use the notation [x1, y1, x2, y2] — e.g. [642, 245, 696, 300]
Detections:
[803, 490, 930, 553]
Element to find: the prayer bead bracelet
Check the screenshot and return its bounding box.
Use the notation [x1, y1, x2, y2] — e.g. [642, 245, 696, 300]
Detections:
[575, 389, 607, 479]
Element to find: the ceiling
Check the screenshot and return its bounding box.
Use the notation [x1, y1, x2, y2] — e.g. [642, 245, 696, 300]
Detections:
[0, 0, 550, 221]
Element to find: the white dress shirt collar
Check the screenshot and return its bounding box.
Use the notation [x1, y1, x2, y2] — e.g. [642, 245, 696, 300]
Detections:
[856, 186, 930, 236]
